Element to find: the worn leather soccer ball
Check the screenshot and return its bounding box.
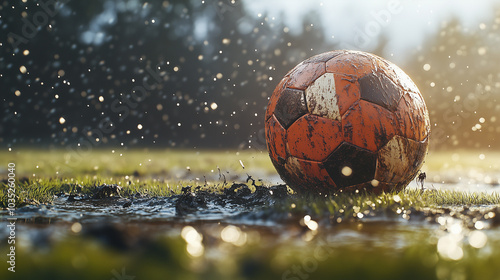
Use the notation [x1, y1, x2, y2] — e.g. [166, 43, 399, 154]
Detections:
[265, 50, 430, 194]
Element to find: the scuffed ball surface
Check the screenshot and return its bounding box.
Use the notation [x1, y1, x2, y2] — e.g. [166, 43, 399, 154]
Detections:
[265, 50, 430, 194]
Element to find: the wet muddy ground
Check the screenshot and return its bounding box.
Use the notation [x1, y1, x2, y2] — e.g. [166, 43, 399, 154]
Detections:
[2, 177, 500, 279]
[3, 179, 500, 242]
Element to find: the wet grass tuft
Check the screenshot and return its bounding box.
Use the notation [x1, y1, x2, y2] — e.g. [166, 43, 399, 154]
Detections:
[2, 178, 500, 226]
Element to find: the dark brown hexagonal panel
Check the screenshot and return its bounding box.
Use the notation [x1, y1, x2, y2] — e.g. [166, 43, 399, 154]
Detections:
[359, 72, 402, 112]
[323, 142, 377, 188]
[273, 88, 308, 129]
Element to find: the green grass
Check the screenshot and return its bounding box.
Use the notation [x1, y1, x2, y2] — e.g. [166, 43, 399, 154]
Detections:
[2, 176, 500, 214]
[287, 189, 500, 220]
[2, 149, 500, 232]
[0, 148, 274, 178]
[2, 148, 500, 279]
[2, 147, 500, 210]
[2, 148, 500, 185]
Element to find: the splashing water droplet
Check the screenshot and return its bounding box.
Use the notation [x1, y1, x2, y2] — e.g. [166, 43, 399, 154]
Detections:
[341, 166, 352, 177]
[469, 231, 487, 248]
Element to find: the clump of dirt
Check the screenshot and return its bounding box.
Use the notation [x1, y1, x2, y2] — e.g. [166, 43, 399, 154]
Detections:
[91, 184, 122, 199]
[174, 182, 289, 216]
[40, 180, 294, 224]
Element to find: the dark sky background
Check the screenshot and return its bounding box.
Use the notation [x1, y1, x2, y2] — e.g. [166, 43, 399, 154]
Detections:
[2, 0, 500, 151]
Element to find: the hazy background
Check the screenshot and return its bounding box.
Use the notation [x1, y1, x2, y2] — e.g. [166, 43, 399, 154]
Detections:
[2, 0, 500, 152]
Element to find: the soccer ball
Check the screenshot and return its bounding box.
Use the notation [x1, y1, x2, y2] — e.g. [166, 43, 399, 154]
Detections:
[265, 50, 430, 194]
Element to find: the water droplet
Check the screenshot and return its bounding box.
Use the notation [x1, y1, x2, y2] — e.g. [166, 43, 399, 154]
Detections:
[221, 225, 241, 243]
[469, 231, 487, 248]
[475, 220, 485, 229]
[437, 234, 463, 260]
[306, 220, 318, 231]
[478, 47, 487, 55]
[71, 222, 82, 233]
[341, 166, 352, 177]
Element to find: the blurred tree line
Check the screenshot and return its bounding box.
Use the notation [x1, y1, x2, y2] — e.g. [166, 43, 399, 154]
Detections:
[1, 0, 499, 151]
[405, 12, 500, 151]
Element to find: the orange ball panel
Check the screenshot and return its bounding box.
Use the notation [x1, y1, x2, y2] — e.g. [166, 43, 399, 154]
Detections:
[284, 157, 336, 193]
[326, 52, 376, 76]
[286, 61, 326, 90]
[287, 114, 343, 161]
[265, 115, 287, 162]
[298, 159, 337, 192]
[334, 74, 361, 116]
[342, 100, 398, 152]
[304, 50, 346, 63]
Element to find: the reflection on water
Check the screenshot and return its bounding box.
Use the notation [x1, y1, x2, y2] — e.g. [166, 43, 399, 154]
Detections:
[2, 185, 500, 249]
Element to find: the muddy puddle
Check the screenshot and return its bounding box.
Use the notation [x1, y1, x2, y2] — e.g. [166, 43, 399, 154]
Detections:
[2, 180, 500, 257]
[2, 183, 289, 224]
